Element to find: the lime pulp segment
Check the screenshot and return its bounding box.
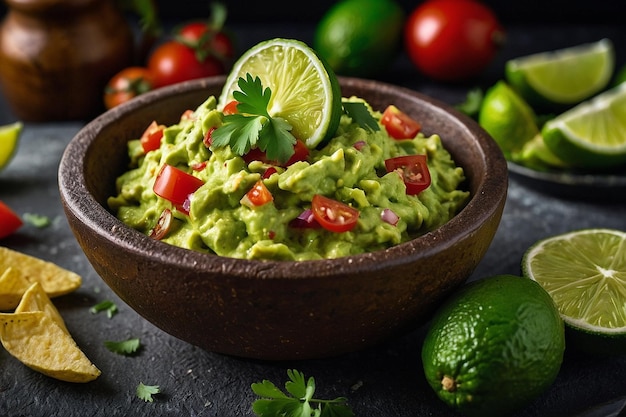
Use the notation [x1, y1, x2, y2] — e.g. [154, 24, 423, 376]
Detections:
[506, 38, 614, 103]
[218, 38, 342, 149]
[0, 122, 23, 170]
[523, 229, 626, 333]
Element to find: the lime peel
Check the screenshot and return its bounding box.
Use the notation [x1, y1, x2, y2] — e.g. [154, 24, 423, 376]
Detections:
[0, 121, 23, 171]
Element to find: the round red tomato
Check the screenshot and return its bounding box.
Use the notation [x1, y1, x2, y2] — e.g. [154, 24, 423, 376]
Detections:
[148, 41, 225, 88]
[404, 0, 505, 81]
[311, 194, 359, 233]
[104, 66, 154, 109]
[176, 22, 235, 63]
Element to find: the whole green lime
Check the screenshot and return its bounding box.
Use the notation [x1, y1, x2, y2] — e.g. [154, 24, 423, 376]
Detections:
[314, 0, 404, 78]
[422, 275, 565, 417]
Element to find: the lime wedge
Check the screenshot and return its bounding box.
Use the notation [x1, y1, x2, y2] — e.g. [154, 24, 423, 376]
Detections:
[541, 82, 626, 169]
[506, 39, 614, 109]
[218, 38, 342, 149]
[522, 229, 626, 355]
[0, 122, 23, 171]
[478, 80, 539, 160]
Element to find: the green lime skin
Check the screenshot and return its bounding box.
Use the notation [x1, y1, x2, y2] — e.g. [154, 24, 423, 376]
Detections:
[314, 0, 405, 78]
[422, 275, 565, 417]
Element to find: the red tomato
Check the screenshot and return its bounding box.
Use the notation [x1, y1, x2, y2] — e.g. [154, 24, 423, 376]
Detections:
[385, 155, 431, 195]
[140, 121, 166, 153]
[153, 164, 205, 206]
[104, 67, 154, 110]
[148, 41, 225, 88]
[0, 200, 22, 239]
[241, 180, 273, 208]
[311, 194, 360, 233]
[404, 0, 505, 81]
[381, 105, 421, 139]
[222, 100, 239, 115]
[176, 22, 235, 63]
[242, 139, 310, 167]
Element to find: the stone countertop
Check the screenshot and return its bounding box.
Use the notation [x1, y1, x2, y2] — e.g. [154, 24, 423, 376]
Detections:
[1, 22, 625, 417]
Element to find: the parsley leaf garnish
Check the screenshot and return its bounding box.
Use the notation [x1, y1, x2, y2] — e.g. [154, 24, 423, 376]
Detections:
[212, 74, 296, 164]
[251, 369, 354, 417]
[342, 101, 380, 132]
[136, 382, 160, 402]
[90, 300, 118, 319]
[104, 337, 141, 355]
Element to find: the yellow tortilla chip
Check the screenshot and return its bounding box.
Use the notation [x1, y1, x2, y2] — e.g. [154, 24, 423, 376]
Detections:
[0, 311, 101, 383]
[0, 267, 31, 311]
[15, 282, 68, 334]
[0, 246, 81, 298]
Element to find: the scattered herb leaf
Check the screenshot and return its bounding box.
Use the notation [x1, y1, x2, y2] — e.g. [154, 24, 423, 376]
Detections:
[455, 87, 484, 119]
[90, 300, 118, 319]
[22, 213, 51, 228]
[211, 74, 296, 164]
[251, 369, 354, 417]
[342, 101, 380, 132]
[104, 337, 141, 355]
[137, 382, 160, 402]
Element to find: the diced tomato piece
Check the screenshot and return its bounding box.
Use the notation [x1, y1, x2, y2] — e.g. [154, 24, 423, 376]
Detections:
[222, 100, 239, 115]
[140, 121, 166, 153]
[0, 200, 22, 239]
[153, 164, 205, 206]
[311, 194, 359, 233]
[381, 105, 421, 139]
[243, 139, 309, 167]
[241, 180, 273, 208]
[385, 154, 431, 195]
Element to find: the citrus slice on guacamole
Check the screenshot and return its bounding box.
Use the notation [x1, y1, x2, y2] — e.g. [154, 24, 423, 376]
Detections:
[218, 38, 342, 149]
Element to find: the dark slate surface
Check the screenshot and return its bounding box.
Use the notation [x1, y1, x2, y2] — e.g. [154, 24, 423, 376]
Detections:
[1, 22, 626, 417]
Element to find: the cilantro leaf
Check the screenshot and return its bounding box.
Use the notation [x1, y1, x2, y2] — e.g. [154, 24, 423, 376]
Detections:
[455, 87, 484, 119]
[104, 337, 141, 355]
[90, 300, 118, 319]
[342, 101, 380, 132]
[136, 382, 160, 402]
[251, 369, 354, 417]
[22, 213, 52, 228]
[211, 74, 296, 164]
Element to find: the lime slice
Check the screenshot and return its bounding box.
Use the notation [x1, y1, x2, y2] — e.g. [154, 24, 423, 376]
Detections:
[0, 122, 23, 171]
[506, 39, 614, 109]
[516, 134, 569, 170]
[522, 229, 626, 355]
[218, 38, 342, 149]
[541, 82, 626, 169]
[478, 80, 539, 160]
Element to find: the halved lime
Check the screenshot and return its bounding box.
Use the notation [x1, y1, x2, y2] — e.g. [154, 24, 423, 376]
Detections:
[522, 229, 626, 355]
[516, 133, 569, 171]
[218, 38, 342, 149]
[0, 122, 23, 171]
[478, 80, 539, 160]
[541, 82, 626, 169]
[506, 39, 614, 109]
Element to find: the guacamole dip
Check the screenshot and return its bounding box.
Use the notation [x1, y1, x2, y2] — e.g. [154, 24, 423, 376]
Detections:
[108, 96, 469, 261]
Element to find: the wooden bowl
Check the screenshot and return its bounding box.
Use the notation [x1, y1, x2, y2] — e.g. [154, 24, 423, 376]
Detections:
[59, 76, 507, 360]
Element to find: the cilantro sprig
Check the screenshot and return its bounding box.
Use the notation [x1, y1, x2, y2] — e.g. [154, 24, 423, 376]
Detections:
[251, 369, 354, 417]
[212, 74, 296, 164]
[136, 382, 160, 402]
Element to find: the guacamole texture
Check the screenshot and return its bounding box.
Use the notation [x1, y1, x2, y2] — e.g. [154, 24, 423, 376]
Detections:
[108, 96, 469, 261]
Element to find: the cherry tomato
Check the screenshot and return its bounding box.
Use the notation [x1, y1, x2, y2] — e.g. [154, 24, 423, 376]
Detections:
[153, 164, 205, 207]
[148, 41, 225, 88]
[385, 154, 431, 195]
[404, 0, 505, 81]
[381, 105, 421, 139]
[0, 200, 22, 239]
[222, 100, 239, 115]
[140, 121, 166, 153]
[104, 67, 154, 110]
[176, 21, 235, 64]
[311, 194, 360, 233]
[241, 180, 273, 208]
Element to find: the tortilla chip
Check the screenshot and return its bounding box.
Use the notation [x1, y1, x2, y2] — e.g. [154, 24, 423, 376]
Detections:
[0, 246, 81, 298]
[0, 311, 101, 383]
[0, 267, 31, 311]
[15, 282, 69, 334]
